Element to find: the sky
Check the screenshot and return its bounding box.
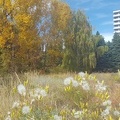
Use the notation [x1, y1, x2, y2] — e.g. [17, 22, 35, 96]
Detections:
[65, 0, 120, 42]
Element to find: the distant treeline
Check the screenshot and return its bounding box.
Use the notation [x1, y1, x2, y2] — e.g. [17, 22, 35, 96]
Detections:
[0, 0, 119, 73]
[96, 33, 120, 72]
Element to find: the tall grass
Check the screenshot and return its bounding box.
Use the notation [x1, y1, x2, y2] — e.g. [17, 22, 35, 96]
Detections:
[0, 72, 120, 120]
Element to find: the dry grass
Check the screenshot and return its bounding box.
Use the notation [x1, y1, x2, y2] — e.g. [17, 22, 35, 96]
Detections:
[93, 73, 120, 107]
[0, 72, 120, 119]
[0, 72, 74, 118]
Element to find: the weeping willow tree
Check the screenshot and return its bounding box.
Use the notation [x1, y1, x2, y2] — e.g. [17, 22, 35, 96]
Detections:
[62, 10, 108, 72]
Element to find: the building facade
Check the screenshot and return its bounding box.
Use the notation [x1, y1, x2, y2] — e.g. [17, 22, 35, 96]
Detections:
[113, 10, 120, 34]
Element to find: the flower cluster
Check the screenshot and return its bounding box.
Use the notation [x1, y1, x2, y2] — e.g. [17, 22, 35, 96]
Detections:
[101, 107, 111, 117]
[64, 72, 90, 91]
[64, 77, 79, 87]
[78, 72, 86, 78]
[30, 88, 47, 99]
[4, 72, 120, 120]
[101, 100, 112, 118]
[22, 105, 30, 114]
[4, 82, 48, 120]
[102, 100, 112, 106]
[95, 81, 107, 92]
[113, 110, 120, 117]
[80, 80, 90, 91]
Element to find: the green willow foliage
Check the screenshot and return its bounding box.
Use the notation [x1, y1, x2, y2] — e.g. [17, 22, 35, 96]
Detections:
[62, 11, 107, 72]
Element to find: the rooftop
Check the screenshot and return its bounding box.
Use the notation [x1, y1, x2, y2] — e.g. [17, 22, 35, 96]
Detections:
[113, 10, 120, 13]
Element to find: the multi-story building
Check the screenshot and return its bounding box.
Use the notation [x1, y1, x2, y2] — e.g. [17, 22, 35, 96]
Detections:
[113, 10, 120, 34]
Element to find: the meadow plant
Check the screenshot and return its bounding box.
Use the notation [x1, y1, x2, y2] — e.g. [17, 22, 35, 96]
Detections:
[3, 72, 120, 120]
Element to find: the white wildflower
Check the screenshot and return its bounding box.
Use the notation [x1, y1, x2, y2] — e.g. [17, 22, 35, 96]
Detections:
[82, 84, 90, 91]
[5, 115, 11, 120]
[78, 72, 85, 78]
[101, 108, 110, 117]
[72, 80, 79, 87]
[113, 110, 120, 117]
[31, 88, 47, 99]
[17, 84, 26, 96]
[80, 80, 90, 91]
[102, 100, 112, 106]
[54, 115, 62, 120]
[64, 77, 79, 87]
[74, 111, 83, 118]
[22, 106, 30, 114]
[95, 81, 107, 92]
[64, 77, 73, 85]
[40, 89, 47, 97]
[12, 101, 20, 108]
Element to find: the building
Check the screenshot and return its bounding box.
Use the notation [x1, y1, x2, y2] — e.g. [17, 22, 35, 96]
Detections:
[113, 10, 120, 34]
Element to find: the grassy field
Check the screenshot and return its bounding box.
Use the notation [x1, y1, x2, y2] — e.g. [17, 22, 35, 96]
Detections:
[0, 72, 120, 120]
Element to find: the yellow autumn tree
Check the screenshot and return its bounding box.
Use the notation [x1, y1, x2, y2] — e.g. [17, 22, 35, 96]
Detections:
[0, 0, 72, 72]
[38, 0, 72, 71]
[0, 0, 42, 72]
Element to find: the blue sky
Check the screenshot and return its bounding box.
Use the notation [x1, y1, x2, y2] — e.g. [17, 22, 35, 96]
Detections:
[65, 0, 120, 42]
